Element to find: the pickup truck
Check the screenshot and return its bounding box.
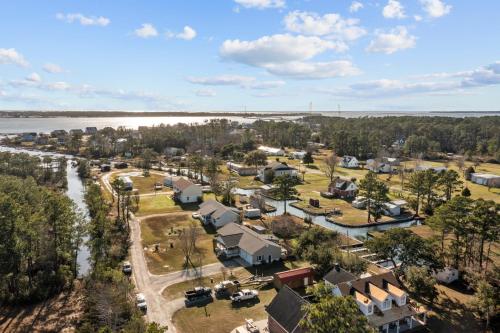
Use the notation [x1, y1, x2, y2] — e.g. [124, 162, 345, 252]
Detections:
[185, 286, 212, 299]
[230, 289, 259, 302]
[184, 293, 213, 307]
[214, 280, 240, 296]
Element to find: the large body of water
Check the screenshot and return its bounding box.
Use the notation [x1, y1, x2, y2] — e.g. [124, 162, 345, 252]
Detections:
[0, 146, 91, 276]
[1, 111, 498, 133]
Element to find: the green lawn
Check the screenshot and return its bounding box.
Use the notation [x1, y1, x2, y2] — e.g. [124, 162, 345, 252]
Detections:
[130, 173, 168, 194]
[137, 195, 182, 216]
[140, 213, 218, 274]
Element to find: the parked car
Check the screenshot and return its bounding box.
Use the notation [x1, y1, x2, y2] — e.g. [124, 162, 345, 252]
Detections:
[184, 293, 213, 307]
[122, 261, 132, 274]
[185, 286, 212, 299]
[230, 289, 259, 302]
[136, 293, 147, 312]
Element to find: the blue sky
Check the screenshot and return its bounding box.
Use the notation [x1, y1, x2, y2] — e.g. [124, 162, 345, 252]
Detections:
[0, 0, 499, 112]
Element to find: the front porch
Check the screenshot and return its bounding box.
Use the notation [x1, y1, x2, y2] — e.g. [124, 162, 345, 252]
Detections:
[369, 303, 428, 333]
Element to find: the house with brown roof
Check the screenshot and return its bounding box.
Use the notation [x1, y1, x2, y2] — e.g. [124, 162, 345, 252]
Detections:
[274, 267, 314, 290]
[215, 223, 281, 265]
[328, 177, 358, 199]
[172, 177, 202, 203]
[331, 272, 427, 333]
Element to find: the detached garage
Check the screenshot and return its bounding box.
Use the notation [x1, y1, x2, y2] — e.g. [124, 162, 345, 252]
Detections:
[274, 267, 315, 290]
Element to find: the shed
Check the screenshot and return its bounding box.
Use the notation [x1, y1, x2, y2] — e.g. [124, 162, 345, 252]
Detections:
[273, 267, 314, 290]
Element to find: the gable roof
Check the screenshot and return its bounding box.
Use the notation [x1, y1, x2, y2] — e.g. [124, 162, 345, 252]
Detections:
[337, 272, 401, 301]
[266, 285, 308, 333]
[329, 178, 356, 191]
[198, 200, 238, 219]
[173, 177, 196, 191]
[265, 161, 296, 171]
[217, 223, 281, 255]
[323, 265, 356, 285]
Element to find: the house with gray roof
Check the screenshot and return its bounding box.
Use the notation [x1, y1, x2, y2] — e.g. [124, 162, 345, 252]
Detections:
[198, 200, 239, 229]
[266, 286, 309, 333]
[173, 178, 202, 203]
[215, 223, 282, 266]
[258, 161, 297, 183]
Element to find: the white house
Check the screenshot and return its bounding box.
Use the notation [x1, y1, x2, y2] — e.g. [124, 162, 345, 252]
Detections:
[340, 156, 359, 168]
[197, 200, 240, 229]
[331, 272, 427, 333]
[289, 151, 307, 160]
[366, 157, 400, 173]
[416, 165, 447, 173]
[258, 145, 285, 156]
[172, 178, 202, 204]
[215, 223, 282, 265]
[470, 173, 500, 188]
[226, 162, 257, 176]
[258, 161, 297, 183]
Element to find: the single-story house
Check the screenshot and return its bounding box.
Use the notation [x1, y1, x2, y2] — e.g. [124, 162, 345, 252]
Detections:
[416, 165, 447, 173]
[289, 151, 307, 160]
[198, 200, 240, 228]
[470, 173, 500, 188]
[215, 222, 281, 265]
[258, 161, 297, 183]
[366, 157, 400, 173]
[340, 156, 359, 168]
[328, 178, 358, 199]
[258, 145, 285, 156]
[274, 267, 314, 290]
[50, 129, 67, 137]
[434, 267, 459, 284]
[382, 199, 407, 216]
[85, 127, 98, 135]
[226, 162, 257, 176]
[172, 178, 202, 203]
[266, 286, 309, 333]
[331, 272, 427, 333]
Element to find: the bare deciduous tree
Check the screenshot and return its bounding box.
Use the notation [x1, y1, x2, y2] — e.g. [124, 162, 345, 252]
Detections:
[178, 222, 200, 269]
[323, 152, 338, 183]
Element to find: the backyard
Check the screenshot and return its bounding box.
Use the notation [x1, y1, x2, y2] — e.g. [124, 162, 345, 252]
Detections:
[140, 213, 219, 274]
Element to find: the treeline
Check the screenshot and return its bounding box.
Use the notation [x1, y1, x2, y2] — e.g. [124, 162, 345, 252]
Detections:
[301, 116, 500, 160]
[0, 175, 83, 303]
[0, 152, 67, 188]
[252, 120, 312, 149]
[79, 183, 163, 333]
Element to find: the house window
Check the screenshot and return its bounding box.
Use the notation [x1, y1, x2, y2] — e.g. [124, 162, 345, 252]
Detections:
[368, 304, 373, 314]
[401, 296, 406, 305]
[383, 299, 390, 309]
[257, 255, 262, 261]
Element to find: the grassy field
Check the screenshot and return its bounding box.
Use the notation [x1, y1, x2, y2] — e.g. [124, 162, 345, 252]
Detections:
[137, 195, 182, 216]
[129, 173, 168, 194]
[170, 261, 309, 333]
[140, 213, 219, 274]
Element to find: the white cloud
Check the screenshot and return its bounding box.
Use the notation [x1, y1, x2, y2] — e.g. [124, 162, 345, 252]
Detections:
[195, 88, 216, 97]
[220, 34, 359, 79]
[187, 75, 285, 89]
[414, 15, 423, 22]
[43, 63, 65, 73]
[167, 26, 197, 40]
[45, 81, 71, 91]
[26, 72, 41, 83]
[234, 0, 285, 9]
[220, 34, 345, 66]
[349, 1, 364, 13]
[366, 27, 416, 54]
[283, 11, 366, 41]
[382, 0, 406, 19]
[56, 13, 110, 26]
[134, 23, 158, 38]
[263, 60, 361, 79]
[318, 61, 500, 98]
[420, 0, 452, 18]
[0, 48, 29, 67]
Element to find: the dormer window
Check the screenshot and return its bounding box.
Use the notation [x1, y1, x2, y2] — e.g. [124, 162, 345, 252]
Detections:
[383, 299, 391, 309]
[368, 304, 373, 314]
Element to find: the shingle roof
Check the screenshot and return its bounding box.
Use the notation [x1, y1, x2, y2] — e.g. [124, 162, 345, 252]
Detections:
[217, 223, 281, 255]
[266, 286, 308, 333]
[265, 161, 296, 171]
[323, 265, 356, 285]
[173, 177, 196, 191]
[198, 200, 238, 219]
[337, 272, 401, 301]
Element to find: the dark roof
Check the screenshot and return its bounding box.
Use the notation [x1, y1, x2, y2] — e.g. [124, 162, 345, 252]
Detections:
[323, 265, 356, 285]
[329, 178, 355, 191]
[337, 272, 401, 299]
[266, 161, 296, 171]
[266, 286, 308, 333]
[217, 233, 243, 248]
[173, 177, 196, 191]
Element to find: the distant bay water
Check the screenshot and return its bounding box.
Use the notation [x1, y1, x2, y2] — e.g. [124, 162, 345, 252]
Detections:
[0, 111, 498, 134]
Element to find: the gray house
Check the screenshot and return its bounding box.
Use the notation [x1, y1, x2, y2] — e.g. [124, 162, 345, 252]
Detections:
[198, 200, 240, 229]
[215, 223, 282, 266]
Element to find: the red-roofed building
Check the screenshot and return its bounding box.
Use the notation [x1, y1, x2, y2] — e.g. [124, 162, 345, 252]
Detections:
[273, 267, 314, 290]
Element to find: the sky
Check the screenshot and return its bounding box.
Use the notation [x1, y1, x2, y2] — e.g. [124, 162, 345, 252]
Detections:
[0, 0, 499, 112]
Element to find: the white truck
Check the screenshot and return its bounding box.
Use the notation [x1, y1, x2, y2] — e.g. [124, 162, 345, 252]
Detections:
[230, 289, 259, 302]
[136, 293, 147, 312]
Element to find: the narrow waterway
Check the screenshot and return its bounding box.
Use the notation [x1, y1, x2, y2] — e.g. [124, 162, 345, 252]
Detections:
[0, 146, 91, 276]
[234, 188, 421, 238]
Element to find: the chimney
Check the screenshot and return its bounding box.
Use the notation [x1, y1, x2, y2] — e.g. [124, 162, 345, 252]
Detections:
[334, 263, 340, 272]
